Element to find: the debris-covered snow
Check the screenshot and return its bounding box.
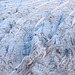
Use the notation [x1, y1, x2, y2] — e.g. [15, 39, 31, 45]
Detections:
[0, 0, 75, 75]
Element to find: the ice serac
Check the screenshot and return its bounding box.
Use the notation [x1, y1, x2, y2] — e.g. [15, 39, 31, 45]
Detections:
[0, 0, 75, 75]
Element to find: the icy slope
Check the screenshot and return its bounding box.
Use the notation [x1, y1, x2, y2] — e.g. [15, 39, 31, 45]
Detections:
[0, 0, 75, 75]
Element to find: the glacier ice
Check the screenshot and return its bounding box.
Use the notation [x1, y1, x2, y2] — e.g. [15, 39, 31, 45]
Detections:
[0, 0, 75, 75]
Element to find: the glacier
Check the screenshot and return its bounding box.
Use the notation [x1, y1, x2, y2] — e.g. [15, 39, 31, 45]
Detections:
[0, 0, 75, 75]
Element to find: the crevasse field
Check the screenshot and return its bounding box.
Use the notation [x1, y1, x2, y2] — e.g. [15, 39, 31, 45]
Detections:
[0, 0, 75, 75]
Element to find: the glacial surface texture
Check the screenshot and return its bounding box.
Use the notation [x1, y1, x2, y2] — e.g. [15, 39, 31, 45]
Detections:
[0, 0, 75, 75]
